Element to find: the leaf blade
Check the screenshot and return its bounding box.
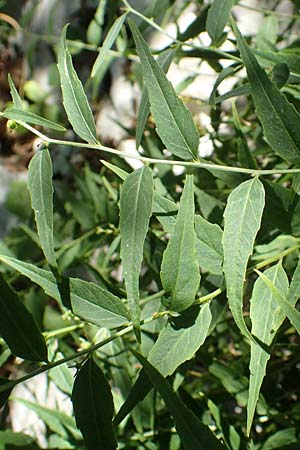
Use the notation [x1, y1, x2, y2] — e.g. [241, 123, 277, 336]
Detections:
[2, 108, 66, 131]
[120, 166, 153, 333]
[207, 0, 235, 45]
[232, 19, 300, 164]
[57, 24, 98, 143]
[248, 263, 289, 435]
[131, 350, 226, 450]
[129, 19, 199, 161]
[222, 177, 265, 341]
[72, 358, 117, 450]
[91, 13, 127, 78]
[160, 175, 200, 312]
[28, 148, 57, 268]
[0, 273, 48, 362]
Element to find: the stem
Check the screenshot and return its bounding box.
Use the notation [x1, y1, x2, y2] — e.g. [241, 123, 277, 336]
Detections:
[13, 121, 300, 176]
[0, 315, 161, 395]
[122, 0, 241, 61]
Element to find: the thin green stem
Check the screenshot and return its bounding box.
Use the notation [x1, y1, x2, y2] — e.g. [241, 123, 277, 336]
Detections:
[122, 0, 241, 61]
[237, 2, 300, 19]
[12, 121, 300, 176]
[0, 315, 162, 395]
[250, 244, 300, 272]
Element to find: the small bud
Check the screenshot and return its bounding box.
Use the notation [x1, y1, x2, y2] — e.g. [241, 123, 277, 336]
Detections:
[6, 119, 17, 130]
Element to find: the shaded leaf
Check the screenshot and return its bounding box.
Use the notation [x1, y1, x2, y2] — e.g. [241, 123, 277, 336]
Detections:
[129, 19, 199, 161]
[207, 0, 235, 45]
[232, 19, 300, 164]
[2, 108, 65, 131]
[92, 13, 127, 78]
[28, 148, 57, 268]
[57, 24, 98, 143]
[0, 378, 12, 409]
[148, 303, 211, 376]
[72, 358, 117, 450]
[161, 175, 200, 312]
[131, 350, 226, 450]
[222, 177, 265, 341]
[0, 256, 129, 329]
[255, 269, 300, 334]
[0, 273, 47, 362]
[248, 263, 289, 435]
[120, 166, 153, 334]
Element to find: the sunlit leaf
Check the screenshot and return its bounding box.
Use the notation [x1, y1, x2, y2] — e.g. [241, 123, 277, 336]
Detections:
[0, 256, 129, 329]
[8, 74, 22, 108]
[232, 19, 300, 164]
[57, 24, 98, 143]
[120, 166, 153, 336]
[2, 108, 66, 131]
[28, 148, 57, 269]
[248, 263, 289, 435]
[92, 13, 127, 78]
[207, 0, 235, 45]
[161, 175, 200, 312]
[129, 19, 199, 161]
[222, 177, 265, 342]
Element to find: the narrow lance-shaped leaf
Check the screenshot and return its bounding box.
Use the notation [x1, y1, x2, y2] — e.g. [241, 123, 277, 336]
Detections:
[0, 256, 129, 329]
[91, 12, 128, 78]
[148, 303, 211, 376]
[232, 19, 300, 164]
[255, 269, 300, 334]
[161, 175, 200, 312]
[136, 48, 176, 149]
[72, 358, 117, 450]
[0, 273, 48, 362]
[57, 24, 98, 144]
[248, 263, 289, 435]
[28, 148, 57, 269]
[8, 74, 22, 108]
[129, 19, 199, 161]
[1, 108, 66, 132]
[207, 0, 235, 45]
[222, 177, 265, 342]
[120, 166, 153, 334]
[131, 350, 226, 450]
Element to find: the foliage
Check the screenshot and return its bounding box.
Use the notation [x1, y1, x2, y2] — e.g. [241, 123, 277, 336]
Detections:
[0, 0, 300, 449]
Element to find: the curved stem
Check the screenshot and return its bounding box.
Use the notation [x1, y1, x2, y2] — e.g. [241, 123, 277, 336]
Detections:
[13, 121, 300, 176]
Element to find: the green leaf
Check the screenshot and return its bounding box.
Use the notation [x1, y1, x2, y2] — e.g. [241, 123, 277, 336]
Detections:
[1, 108, 66, 131]
[195, 215, 223, 275]
[13, 397, 81, 440]
[209, 64, 242, 106]
[206, 0, 235, 45]
[161, 175, 200, 312]
[131, 350, 226, 450]
[72, 358, 117, 450]
[261, 428, 297, 450]
[148, 303, 211, 376]
[0, 256, 129, 329]
[57, 24, 98, 144]
[120, 166, 153, 334]
[28, 148, 57, 269]
[8, 74, 22, 108]
[288, 256, 300, 306]
[247, 263, 289, 435]
[136, 48, 175, 149]
[232, 19, 300, 164]
[222, 177, 265, 342]
[0, 431, 37, 449]
[91, 13, 127, 78]
[129, 19, 199, 161]
[255, 269, 300, 334]
[0, 273, 47, 362]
